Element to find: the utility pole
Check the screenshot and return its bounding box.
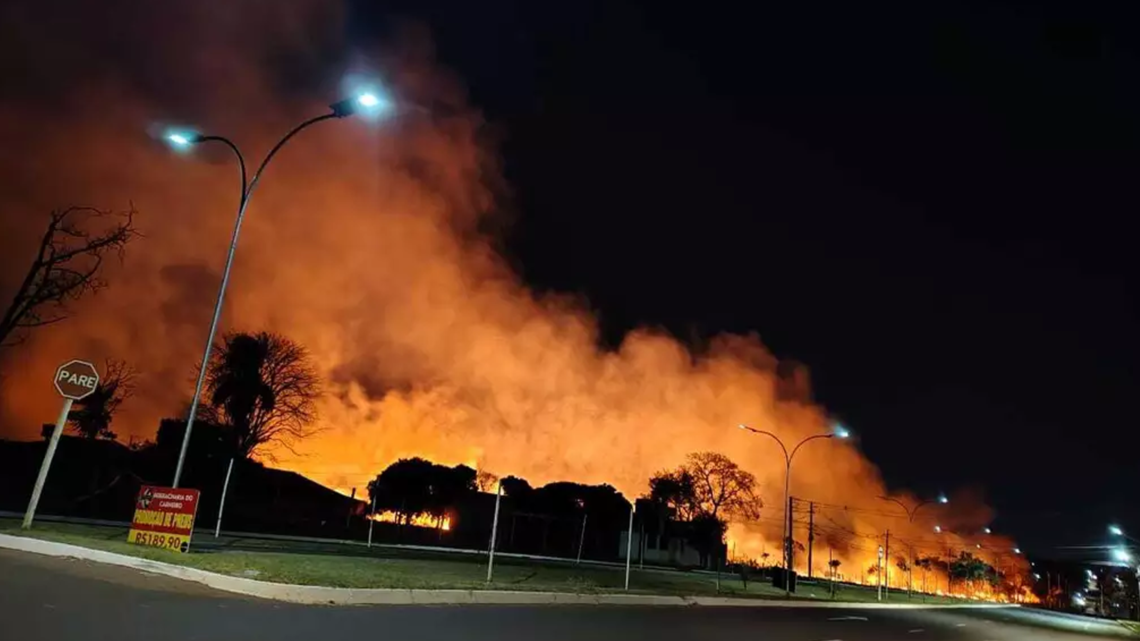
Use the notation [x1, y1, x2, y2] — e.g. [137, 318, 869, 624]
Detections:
[786, 495, 796, 585]
[807, 501, 816, 579]
[884, 530, 891, 600]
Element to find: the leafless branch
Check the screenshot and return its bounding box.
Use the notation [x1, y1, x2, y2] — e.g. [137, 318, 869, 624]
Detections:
[1, 205, 140, 347]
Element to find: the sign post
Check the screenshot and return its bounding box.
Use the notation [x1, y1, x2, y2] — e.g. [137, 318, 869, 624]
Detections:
[486, 482, 503, 583]
[625, 501, 636, 590]
[23, 360, 100, 529]
[128, 486, 201, 552]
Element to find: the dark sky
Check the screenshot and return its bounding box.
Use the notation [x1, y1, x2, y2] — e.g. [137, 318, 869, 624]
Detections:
[358, 1, 1138, 555]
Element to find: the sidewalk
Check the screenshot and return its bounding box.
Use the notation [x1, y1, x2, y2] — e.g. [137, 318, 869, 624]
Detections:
[0, 532, 1015, 608]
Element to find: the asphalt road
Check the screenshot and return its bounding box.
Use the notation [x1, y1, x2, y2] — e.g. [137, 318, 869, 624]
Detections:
[0, 549, 1131, 641]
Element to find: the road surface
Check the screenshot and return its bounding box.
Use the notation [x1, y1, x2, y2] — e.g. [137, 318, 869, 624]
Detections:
[0, 549, 1130, 640]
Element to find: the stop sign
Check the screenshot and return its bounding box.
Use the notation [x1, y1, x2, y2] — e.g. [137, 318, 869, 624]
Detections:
[54, 360, 100, 400]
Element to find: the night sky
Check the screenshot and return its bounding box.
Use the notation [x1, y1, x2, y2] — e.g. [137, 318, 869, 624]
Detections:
[352, 1, 1139, 555]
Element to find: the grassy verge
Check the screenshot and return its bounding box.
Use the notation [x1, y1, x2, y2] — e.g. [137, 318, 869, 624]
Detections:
[0, 520, 965, 603]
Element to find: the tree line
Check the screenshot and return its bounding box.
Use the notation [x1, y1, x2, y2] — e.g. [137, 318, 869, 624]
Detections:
[364, 450, 764, 566]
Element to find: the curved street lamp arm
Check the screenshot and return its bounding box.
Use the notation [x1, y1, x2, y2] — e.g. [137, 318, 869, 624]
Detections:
[245, 113, 338, 203]
[788, 433, 835, 466]
[739, 425, 790, 466]
[878, 495, 916, 521]
[195, 135, 248, 202]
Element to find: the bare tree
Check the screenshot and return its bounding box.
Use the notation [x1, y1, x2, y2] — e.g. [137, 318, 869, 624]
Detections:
[1, 206, 139, 347]
[475, 469, 499, 492]
[68, 358, 137, 440]
[683, 451, 763, 520]
[206, 331, 321, 459]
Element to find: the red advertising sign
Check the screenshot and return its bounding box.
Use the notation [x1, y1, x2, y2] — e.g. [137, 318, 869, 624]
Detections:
[127, 486, 200, 553]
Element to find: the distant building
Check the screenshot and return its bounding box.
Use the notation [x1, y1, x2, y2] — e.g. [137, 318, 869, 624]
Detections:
[619, 529, 703, 568]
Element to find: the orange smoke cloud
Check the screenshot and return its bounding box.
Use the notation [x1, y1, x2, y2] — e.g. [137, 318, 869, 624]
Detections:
[0, 0, 1025, 581]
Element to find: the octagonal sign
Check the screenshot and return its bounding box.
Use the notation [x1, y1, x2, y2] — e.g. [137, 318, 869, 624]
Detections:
[54, 360, 100, 400]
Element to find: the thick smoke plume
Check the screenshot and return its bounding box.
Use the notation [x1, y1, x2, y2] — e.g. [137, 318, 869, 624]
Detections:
[0, 0, 1021, 581]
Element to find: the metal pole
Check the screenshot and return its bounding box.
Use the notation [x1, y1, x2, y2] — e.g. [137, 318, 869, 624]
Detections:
[367, 494, 376, 548]
[877, 545, 884, 601]
[486, 483, 503, 583]
[884, 530, 890, 600]
[624, 502, 636, 590]
[214, 457, 234, 538]
[783, 462, 792, 597]
[23, 398, 73, 529]
[171, 114, 337, 488]
[576, 514, 588, 564]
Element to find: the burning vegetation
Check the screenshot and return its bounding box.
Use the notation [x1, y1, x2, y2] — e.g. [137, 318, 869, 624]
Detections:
[0, 0, 1031, 597]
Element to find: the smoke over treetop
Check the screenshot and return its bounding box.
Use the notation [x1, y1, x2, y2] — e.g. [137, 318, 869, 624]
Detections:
[0, 0, 1018, 575]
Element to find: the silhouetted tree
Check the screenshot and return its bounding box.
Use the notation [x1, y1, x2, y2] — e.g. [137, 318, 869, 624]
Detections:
[68, 358, 136, 440]
[1, 205, 138, 347]
[650, 453, 762, 523]
[205, 331, 320, 459]
[684, 452, 762, 520]
[475, 469, 498, 492]
[687, 512, 728, 567]
[648, 468, 698, 521]
[500, 475, 533, 498]
[367, 458, 478, 525]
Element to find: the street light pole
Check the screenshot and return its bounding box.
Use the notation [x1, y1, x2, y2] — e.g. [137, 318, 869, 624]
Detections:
[879, 493, 948, 599]
[738, 423, 849, 597]
[167, 93, 387, 488]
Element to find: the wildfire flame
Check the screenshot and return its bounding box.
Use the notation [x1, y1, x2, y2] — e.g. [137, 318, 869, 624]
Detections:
[370, 510, 451, 531]
[0, 0, 1029, 590]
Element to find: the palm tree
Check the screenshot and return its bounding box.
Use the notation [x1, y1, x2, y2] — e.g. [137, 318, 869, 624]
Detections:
[206, 331, 320, 458]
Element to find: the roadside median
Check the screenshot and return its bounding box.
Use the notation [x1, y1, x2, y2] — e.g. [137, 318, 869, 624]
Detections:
[0, 524, 1008, 608]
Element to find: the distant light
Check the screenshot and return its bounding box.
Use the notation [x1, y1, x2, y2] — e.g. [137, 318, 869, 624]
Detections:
[833, 425, 851, 439]
[1033, 573, 1041, 580]
[166, 131, 195, 147]
[1110, 525, 1124, 537]
[934, 525, 942, 533]
[1112, 548, 1131, 563]
[1013, 547, 1021, 555]
[983, 527, 992, 534]
[1074, 596, 1086, 607]
[976, 544, 982, 549]
[937, 494, 949, 504]
[738, 423, 748, 430]
[357, 92, 381, 108]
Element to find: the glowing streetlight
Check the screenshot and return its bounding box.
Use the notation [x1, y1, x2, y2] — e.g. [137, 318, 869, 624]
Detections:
[983, 527, 992, 534]
[937, 494, 949, 504]
[1112, 548, 1132, 563]
[1110, 525, 1125, 537]
[165, 84, 394, 488]
[737, 421, 849, 596]
[1013, 547, 1021, 555]
[166, 132, 194, 147]
[934, 525, 943, 533]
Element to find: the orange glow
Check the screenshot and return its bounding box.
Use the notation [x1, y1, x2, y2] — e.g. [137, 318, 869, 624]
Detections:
[371, 510, 451, 531]
[0, 0, 1031, 591]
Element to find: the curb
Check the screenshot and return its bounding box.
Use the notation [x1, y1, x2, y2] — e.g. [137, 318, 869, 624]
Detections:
[0, 534, 1015, 609]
